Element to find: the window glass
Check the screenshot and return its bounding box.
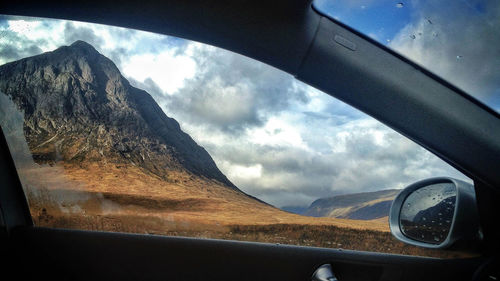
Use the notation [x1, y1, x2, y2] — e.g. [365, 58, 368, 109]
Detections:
[0, 15, 471, 257]
[314, 0, 500, 112]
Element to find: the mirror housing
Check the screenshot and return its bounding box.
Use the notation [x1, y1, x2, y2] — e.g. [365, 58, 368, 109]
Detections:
[389, 177, 481, 249]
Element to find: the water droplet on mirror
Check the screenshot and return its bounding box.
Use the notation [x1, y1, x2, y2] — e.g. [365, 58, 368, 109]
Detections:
[410, 34, 416, 39]
[457, 55, 463, 60]
[432, 32, 438, 37]
[434, 237, 440, 242]
[438, 212, 442, 216]
[422, 217, 426, 221]
[396, 3, 404, 8]
[427, 19, 433, 24]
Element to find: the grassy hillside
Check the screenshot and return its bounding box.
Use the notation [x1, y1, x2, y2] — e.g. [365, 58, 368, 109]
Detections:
[305, 189, 400, 219]
[19, 162, 469, 258]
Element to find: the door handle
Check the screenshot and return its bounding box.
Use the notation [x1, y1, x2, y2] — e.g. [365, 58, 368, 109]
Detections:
[311, 264, 338, 281]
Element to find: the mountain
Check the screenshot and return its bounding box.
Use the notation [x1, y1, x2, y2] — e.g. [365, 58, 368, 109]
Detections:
[401, 195, 455, 242]
[413, 195, 455, 223]
[0, 41, 390, 237]
[0, 40, 236, 189]
[303, 189, 400, 220]
[280, 205, 309, 215]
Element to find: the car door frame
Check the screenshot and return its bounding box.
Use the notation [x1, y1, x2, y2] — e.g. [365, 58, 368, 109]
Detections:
[0, 1, 498, 280]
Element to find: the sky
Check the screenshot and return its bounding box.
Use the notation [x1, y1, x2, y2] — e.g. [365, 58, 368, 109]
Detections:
[1, 0, 496, 208]
[314, 0, 500, 108]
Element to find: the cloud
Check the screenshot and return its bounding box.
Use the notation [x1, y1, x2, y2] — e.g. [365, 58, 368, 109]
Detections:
[0, 15, 472, 209]
[128, 77, 167, 104]
[63, 22, 104, 51]
[389, 0, 500, 106]
[164, 44, 310, 132]
[122, 46, 197, 95]
[0, 40, 42, 63]
[175, 99, 468, 207]
[0, 18, 49, 64]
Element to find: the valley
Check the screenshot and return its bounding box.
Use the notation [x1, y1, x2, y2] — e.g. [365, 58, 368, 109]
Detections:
[19, 162, 466, 257]
[0, 40, 466, 258]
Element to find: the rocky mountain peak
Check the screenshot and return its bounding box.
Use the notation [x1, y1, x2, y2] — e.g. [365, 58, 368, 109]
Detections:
[0, 40, 237, 189]
[70, 40, 98, 50]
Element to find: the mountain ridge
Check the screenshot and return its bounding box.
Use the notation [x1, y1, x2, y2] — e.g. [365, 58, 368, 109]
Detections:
[303, 189, 400, 220]
[0, 40, 237, 190]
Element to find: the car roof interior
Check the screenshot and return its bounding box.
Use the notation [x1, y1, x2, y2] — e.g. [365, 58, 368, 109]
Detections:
[1, 1, 499, 280]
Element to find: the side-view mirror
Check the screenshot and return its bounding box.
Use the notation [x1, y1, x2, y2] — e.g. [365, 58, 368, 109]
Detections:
[389, 177, 481, 249]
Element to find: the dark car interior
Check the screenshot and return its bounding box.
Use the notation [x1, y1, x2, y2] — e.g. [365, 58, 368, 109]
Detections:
[1, 0, 499, 280]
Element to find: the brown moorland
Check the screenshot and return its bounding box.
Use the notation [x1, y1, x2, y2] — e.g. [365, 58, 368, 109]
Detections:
[19, 162, 469, 258]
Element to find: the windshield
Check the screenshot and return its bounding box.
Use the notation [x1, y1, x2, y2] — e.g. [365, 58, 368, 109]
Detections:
[313, 0, 500, 112]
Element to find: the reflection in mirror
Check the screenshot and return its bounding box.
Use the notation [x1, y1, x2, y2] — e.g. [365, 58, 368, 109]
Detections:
[400, 182, 456, 244]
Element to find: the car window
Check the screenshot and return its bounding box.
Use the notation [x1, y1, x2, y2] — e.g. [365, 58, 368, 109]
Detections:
[313, 0, 500, 113]
[0, 15, 472, 258]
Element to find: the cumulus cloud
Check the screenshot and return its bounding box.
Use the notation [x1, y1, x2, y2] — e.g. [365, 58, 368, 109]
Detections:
[0, 15, 472, 208]
[0, 41, 42, 63]
[173, 89, 469, 207]
[0, 18, 47, 64]
[164, 44, 310, 132]
[122, 46, 196, 95]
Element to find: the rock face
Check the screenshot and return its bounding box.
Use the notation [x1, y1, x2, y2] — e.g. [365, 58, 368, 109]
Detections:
[304, 189, 400, 220]
[0, 40, 236, 189]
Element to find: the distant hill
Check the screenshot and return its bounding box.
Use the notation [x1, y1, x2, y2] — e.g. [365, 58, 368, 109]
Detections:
[303, 189, 400, 220]
[280, 205, 309, 215]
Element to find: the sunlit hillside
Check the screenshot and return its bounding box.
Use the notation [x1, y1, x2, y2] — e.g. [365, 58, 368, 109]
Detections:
[19, 162, 467, 258]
